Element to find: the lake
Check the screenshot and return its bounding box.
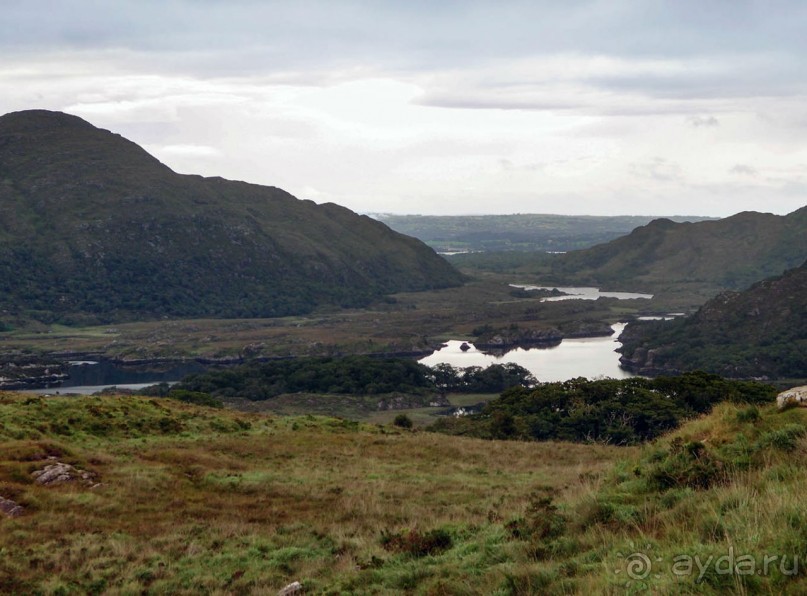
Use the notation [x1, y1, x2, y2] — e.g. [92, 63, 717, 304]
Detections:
[19, 359, 207, 395]
[22, 322, 634, 394]
[419, 323, 634, 383]
[509, 285, 653, 301]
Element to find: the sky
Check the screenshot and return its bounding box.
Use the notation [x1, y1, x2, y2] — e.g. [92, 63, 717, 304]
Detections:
[2, 0, 807, 217]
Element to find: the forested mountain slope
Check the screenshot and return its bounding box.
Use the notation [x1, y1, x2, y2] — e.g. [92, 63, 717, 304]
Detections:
[0, 110, 462, 323]
[546, 207, 807, 293]
[619, 260, 807, 378]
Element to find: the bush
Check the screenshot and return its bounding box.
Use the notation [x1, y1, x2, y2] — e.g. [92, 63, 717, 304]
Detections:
[648, 438, 725, 491]
[166, 389, 223, 409]
[393, 414, 413, 429]
[507, 492, 566, 542]
[757, 424, 807, 451]
[736, 406, 760, 423]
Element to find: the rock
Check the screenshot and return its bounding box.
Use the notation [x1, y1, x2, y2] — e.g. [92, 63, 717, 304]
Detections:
[777, 386, 807, 410]
[0, 496, 23, 517]
[475, 327, 563, 351]
[459, 342, 471, 352]
[31, 462, 96, 486]
[278, 581, 303, 595]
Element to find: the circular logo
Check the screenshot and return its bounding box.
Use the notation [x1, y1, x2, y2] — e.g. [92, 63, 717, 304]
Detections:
[625, 552, 652, 580]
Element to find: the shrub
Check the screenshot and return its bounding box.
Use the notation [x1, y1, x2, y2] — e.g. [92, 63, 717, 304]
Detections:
[166, 389, 223, 409]
[736, 406, 760, 423]
[757, 424, 807, 452]
[490, 411, 517, 439]
[393, 414, 413, 429]
[507, 492, 566, 542]
[648, 438, 725, 491]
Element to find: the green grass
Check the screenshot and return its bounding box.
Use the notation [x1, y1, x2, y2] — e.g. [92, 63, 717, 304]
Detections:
[3, 391, 805, 593]
[0, 391, 621, 594]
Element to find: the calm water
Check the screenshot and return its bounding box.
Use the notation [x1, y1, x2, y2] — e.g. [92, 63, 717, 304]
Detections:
[24, 382, 176, 395]
[510, 285, 653, 302]
[19, 360, 207, 394]
[22, 322, 634, 394]
[419, 323, 634, 383]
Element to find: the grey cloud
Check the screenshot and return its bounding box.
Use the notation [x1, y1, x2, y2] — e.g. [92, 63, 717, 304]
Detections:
[3, 0, 807, 120]
[730, 164, 758, 176]
[4, 1, 807, 75]
[689, 116, 720, 127]
[417, 94, 586, 112]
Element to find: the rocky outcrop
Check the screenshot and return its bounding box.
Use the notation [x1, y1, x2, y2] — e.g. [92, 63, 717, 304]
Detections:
[777, 386, 807, 410]
[278, 581, 303, 596]
[617, 344, 681, 377]
[0, 496, 23, 517]
[31, 460, 98, 487]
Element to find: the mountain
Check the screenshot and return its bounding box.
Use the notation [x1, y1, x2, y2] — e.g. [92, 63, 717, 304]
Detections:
[373, 213, 716, 253]
[0, 110, 462, 323]
[618, 260, 807, 379]
[544, 207, 807, 293]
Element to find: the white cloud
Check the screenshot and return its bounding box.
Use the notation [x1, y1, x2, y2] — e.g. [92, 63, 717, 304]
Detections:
[1, 1, 807, 216]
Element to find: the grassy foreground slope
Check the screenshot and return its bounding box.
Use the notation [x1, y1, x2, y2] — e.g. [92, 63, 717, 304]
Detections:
[0, 392, 620, 594]
[3, 392, 807, 594]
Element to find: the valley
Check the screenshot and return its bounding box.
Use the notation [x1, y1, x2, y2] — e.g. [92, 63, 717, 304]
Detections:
[0, 274, 662, 391]
[1, 108, 806, 595]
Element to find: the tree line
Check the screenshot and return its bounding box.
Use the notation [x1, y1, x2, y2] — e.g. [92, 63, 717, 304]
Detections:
[175, 356, 537, 401]
[430, 372, 776, 445]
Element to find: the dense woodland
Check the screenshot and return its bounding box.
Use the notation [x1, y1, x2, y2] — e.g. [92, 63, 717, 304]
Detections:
[175, 356, 537, 400]
[430, 372, 776, 445]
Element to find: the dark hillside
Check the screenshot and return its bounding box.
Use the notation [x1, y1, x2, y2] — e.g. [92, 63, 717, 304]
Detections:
[546, 207, 807, 293]
[0, 110, 462, 322]
[619, 260, 807, 378]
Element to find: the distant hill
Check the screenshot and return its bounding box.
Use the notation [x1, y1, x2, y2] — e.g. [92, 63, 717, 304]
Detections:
[545, 207, 807, 293]
[374, 213, 715, 253]
[0, 110, 462, 323]
[618, 260, 807, 379]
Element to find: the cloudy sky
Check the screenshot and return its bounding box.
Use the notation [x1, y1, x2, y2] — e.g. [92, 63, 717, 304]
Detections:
[2, 0, 807, 216]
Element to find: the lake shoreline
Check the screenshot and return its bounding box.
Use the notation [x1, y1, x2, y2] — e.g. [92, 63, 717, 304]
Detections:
[1, 324, 630, 392]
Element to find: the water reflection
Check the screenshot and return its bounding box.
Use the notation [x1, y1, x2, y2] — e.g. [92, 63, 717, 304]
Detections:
[509, 285, 653, 302]
[419, 323, 634, 383]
